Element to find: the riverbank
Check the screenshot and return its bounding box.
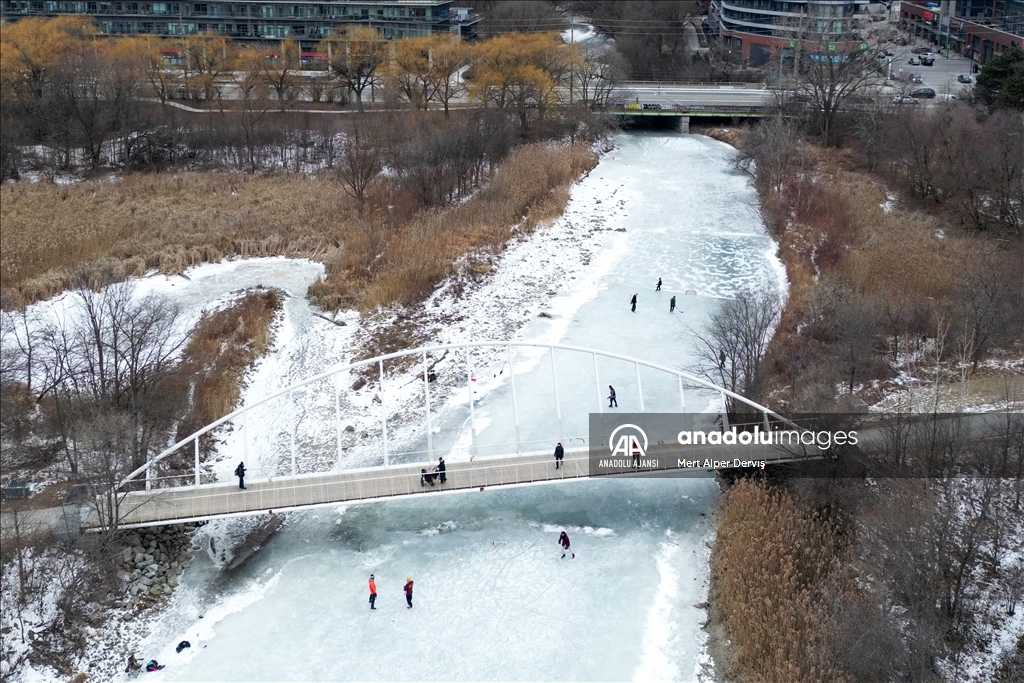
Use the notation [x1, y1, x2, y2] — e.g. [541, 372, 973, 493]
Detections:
[702, 124, 1024, 682]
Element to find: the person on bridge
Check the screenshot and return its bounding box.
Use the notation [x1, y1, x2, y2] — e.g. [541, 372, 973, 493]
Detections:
[421, 468, 437, 487]
[368, 574, 378, 609]
[558, 531, 574, 559]
[656, 278, 662, 291]
[404, 577, 414, 608]
[608, 386, 617, 408]
[630, 292, 637, 312]
[554, 442, 564, 469]
[234, 461, 246, 490]
[670, 296, 676, 313]
[437, 456, 446, 484]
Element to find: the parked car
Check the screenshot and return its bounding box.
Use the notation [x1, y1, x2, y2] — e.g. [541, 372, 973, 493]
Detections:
[912, 46, 932, 54]
[908, 56, 920, 65]
[909, 87, 936, 98]
[893, 95, 922, 104]
[957, 74, 973, 84]
[884, 49, 896, 56]
[920, 55, 935, 66]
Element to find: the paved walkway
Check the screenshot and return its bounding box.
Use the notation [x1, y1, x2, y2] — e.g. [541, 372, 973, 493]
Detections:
[87, 442, 817, 529]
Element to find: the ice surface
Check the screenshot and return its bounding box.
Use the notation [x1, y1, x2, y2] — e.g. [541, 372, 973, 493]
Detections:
[0, 133, 785, 683]
[141, 479, 720, 683]
[125, 133, 786, 683]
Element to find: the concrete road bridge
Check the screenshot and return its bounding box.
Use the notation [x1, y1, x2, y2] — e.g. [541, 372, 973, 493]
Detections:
[85, 342, 822, 530]
[614, 82, 773, 131]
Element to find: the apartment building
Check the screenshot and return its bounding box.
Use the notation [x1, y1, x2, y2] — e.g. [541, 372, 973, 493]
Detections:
[707, 0, 872, 66]
[899, 1, 1022, 65]
[0, 0, 480, 47]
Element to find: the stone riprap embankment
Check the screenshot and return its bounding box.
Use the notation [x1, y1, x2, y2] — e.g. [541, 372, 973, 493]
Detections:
[117, 524, 199, 609]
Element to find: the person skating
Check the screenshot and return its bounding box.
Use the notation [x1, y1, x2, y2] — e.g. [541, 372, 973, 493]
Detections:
[670, 296, 676, 313]
[368, 574, 377, 609]
[608, 385, 617, 408]
[404, 577, 414, 608]
[630, 292, 637, 312]
[558, 531, 574, 558]
[554, 442, 564, 469]
[437, 456, 446, 484]
[656, 278, 662, 291]
[234, 461, 246, 489]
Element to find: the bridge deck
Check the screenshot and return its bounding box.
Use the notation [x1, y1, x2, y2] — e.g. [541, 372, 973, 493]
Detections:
[93, 443, 817, 529]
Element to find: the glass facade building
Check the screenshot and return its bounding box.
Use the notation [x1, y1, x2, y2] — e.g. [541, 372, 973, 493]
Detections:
[708, 0, 871, 65]
[0, 0, 480, 46]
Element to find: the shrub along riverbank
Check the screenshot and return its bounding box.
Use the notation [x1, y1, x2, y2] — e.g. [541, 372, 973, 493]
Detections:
[703, 114, 1023, 682]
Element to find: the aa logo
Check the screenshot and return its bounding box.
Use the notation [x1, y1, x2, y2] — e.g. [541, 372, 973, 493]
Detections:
[609, 424, 648, 458]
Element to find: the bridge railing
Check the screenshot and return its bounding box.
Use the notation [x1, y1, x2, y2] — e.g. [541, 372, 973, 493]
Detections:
[121, 342, 801, 492]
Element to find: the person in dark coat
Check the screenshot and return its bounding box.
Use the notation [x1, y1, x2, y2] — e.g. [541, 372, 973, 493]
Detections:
[630, 293, 637, 312]
[420, 468, 436, 486]
[234, 461, 246, 489]
[656, 278, 662, 291]
[558, 531, 574, 558]
[404, 577, 414, 608]
[670, 296, 676, 313]
[608, 385, 617, 408]
[554, 442, 564, 469]
[437, 456, 446, 484]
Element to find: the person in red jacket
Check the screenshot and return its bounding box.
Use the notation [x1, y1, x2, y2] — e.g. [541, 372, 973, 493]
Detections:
[558, 530, 574, 559]
[368, 574, 377, 610]
[404, 577, 414, 608]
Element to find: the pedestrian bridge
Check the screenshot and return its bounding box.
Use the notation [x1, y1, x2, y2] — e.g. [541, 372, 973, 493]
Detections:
[86, 342, 821, 530]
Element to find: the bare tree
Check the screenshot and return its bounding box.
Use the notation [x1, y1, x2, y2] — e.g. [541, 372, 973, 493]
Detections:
[336, 115, 384, 212]
[691, 289, 783, 418]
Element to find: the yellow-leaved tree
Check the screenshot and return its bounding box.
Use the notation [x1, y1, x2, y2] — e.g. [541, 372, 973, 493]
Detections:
[319, 26, 386, 110]
[467, 32, 568, 131]
[0, 16, 94, 102]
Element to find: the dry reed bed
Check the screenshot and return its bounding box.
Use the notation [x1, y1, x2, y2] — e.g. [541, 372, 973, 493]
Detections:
[1, 143, 596, 314]
[710, 479, 847, 683]
[310, 142, 598, 311]
[1, 174, 355, 307]
[177, 288, 281, 441]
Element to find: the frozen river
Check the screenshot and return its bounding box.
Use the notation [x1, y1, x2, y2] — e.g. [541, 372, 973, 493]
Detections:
[138, 133, 785, 682]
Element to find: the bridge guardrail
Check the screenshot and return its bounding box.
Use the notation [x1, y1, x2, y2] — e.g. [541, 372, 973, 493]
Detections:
[120, 342, 805, 494]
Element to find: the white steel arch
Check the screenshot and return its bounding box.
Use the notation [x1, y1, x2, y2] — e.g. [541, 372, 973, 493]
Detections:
[123, 342, 796, 491]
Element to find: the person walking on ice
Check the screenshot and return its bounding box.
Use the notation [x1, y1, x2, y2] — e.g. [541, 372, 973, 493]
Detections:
[630, 292, 637, 312]
[670, 296, 676, 313]
[234, 461, 246, 489]
[558, 531, 574, 558]
[656, 278, 662, 291]
[554, 442, 564, 469]
[404, 577, 414, 608]
[608, 385, 617, 408]
[368, 574, 377, 610]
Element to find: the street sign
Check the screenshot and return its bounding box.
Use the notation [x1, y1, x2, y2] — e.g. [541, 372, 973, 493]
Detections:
[828, 43, 836, 52]
[859, 42, 869, 51]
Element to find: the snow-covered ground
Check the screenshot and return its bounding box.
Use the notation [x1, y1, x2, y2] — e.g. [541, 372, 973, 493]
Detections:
[8, 133, 790, 682]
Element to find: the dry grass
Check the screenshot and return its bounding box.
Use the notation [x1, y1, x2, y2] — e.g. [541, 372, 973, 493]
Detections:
[710, 479, 847, 683]
[1, 144, 595, 315]
[310, 142, 598, 311]
[1, 174, 355, 307]
[176, 288, 281, 440]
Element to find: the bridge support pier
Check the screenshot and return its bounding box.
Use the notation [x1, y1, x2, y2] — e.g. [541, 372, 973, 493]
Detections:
[674, 116, 690, 134]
